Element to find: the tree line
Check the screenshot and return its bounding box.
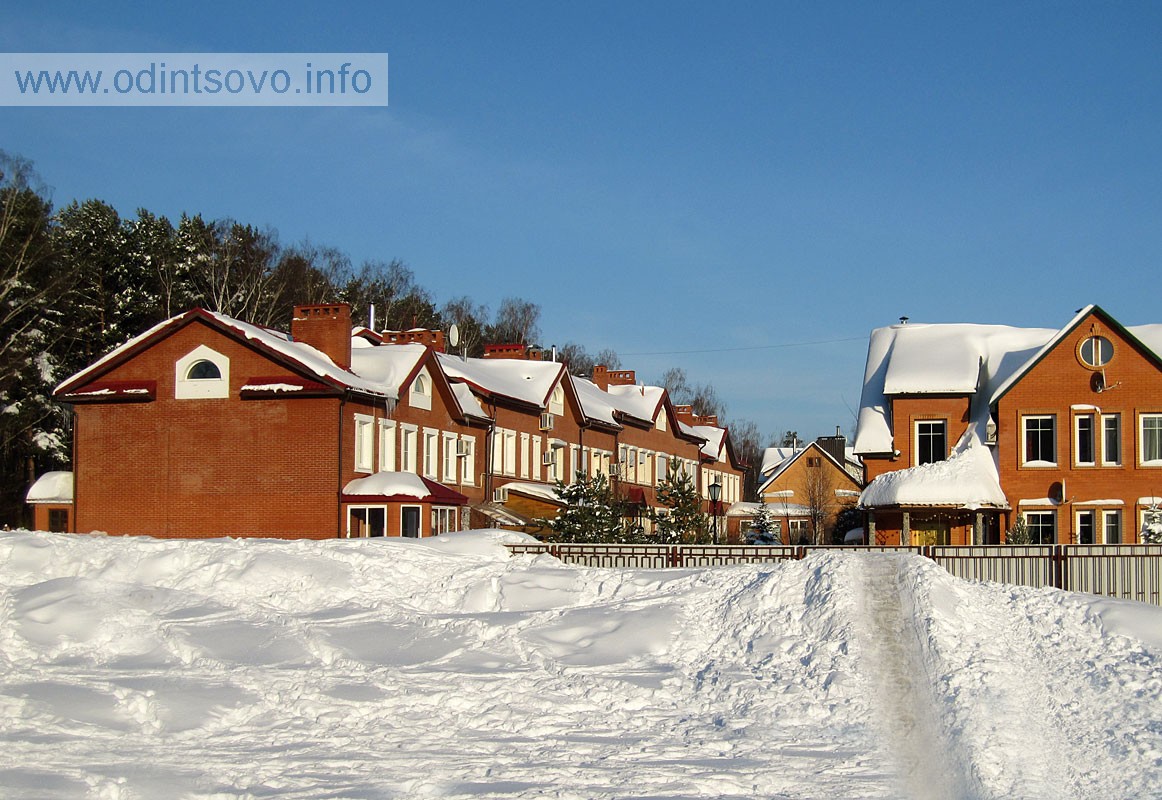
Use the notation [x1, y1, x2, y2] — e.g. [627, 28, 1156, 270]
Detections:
[1, 150, 783, 527]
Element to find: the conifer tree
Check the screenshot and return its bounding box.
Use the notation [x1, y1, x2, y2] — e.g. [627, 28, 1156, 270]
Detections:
[651, 462, 709, 544]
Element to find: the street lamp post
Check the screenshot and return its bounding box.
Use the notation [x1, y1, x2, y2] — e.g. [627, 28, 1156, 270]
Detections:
[708, 480, 722, 545]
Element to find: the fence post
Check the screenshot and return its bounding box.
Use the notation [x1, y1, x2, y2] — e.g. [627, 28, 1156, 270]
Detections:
[1052, 546, 1068, 591]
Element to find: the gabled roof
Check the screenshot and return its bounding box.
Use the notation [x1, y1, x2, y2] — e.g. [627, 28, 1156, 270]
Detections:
[854, 305, 1162, 456]
[436, 352, 566, 410]
[55, 309, 393, 400]
[756, 441, 862, 496]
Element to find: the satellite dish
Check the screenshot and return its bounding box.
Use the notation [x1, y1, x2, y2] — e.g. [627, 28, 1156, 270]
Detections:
[1091, 371, 1106, 393]
[448, 323, 460, 349]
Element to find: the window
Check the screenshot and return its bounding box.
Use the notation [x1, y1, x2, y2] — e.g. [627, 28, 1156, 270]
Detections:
[549, 384, 565, 416]
[1079, 335, 1113, 368]
[379, 420, 396, 472]
[656, 454, 668, 485]
[1077, 510, 1096, 544]
[1023, 416, 1056, 465]
[531, 436, 542, 480]
[503, 430, 517, 476]
[1103, 510, 1122, 544]
[348, 506, 386, 538]
[186, 360, 221, 380]
[443, 434, 458, 483]
[915, 420, 947, 465]
[400, 426, 418, 473]
[401, 506, 421, 538]
[432, 506, 457, 535]
[1103, 414, 1121, 466]
[1075, 414, 1095, 466]
[409, 370, 432, 411]
[47, 508, 68, 532]
[354, 415, 375, 473]
[423, 429, 439, 478]
[1141, 414, 1162, 465]
[1024, 511, 1056, 544]
[175, 345, 229, 399]
[788, 519, 809, 544]
[520, 433, 531, 479]
[460, 437, 476, 487]
[807, 456, 822, 467]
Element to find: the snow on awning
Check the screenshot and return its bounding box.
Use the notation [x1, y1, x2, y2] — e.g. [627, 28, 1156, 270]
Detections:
[342, 473, 467, 505]
[58, 380, 156, 403]
[240, 376, 331, 396]
[26, 471, 73, 504]
[860, 444, 1007, 510]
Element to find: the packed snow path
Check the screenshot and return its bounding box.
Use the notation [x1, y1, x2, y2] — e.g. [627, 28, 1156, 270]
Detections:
[0, 531, 1159, 799]
[854, 555, 971, 799]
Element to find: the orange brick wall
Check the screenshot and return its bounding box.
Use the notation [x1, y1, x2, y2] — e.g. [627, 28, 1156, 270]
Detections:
[996, 313, 1162, 544]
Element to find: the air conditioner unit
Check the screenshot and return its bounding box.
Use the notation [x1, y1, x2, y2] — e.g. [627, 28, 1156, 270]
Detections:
[493, 487, 509, 503]
[539, 412, 555, 431]
[542, 453, 556, 466]
[609, 463, 622, 478]
[456, 440, 471, 457]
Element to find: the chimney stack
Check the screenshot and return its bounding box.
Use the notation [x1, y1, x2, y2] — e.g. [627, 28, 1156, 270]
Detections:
[292, 304, 352, 369]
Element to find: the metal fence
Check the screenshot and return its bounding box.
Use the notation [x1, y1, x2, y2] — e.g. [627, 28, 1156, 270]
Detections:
[504, 542, 1162, 606]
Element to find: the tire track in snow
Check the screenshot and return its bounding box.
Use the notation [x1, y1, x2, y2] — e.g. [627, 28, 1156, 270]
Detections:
[855, 554, 973, 800]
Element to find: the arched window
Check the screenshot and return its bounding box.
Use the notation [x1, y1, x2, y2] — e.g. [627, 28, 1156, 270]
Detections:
[186, 360, 222, 380]
[409, 368, 433, 410]
[175, 345, 230, 399]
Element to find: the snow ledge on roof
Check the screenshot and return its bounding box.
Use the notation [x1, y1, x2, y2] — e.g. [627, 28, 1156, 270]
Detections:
[859, 444, 1006, 510]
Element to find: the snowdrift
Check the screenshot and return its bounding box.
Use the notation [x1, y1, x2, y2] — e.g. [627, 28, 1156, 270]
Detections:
[0, 530, 1159, 799]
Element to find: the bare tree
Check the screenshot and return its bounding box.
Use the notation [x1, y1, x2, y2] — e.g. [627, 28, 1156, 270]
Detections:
[487, 297, 541, 345]
[802, 459, 838, 545]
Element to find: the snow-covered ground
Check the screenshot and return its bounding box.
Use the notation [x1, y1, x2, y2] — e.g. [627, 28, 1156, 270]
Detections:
[1, 530, 1159, 800]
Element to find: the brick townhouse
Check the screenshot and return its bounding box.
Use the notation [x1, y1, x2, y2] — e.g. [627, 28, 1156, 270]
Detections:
[49, 303, 746, 539]
[854, 305, 1162, 546]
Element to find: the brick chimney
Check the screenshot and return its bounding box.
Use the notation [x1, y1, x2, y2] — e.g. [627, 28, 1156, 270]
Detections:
[382, 329, 446, 352]
[292, 304, 352, 369]
[592, 365, 635, 391]
[673, 404, 696, 425]
[484, 344, 528, 360]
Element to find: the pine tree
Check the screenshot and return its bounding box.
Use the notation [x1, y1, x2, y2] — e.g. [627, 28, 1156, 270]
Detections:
[540, 471, 625, 543]
[650, 462, 710, 544]
[746, 503, 780, 544]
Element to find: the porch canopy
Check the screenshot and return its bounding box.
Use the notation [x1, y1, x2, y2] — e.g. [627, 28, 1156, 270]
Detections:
[342, 473, 467, 505]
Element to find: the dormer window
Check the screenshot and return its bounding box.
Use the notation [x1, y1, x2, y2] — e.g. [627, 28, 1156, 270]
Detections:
[175, 345, 230, 399]
[409, 369, 432, 410]
[549, 384, 565, 416]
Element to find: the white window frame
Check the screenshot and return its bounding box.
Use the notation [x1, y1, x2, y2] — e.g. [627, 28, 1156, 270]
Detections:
[400, 424, 418, 474]
[914, 419, 947, 465]
[175, 345, 230, 400]
[1103, 509, 1122, 544]
[379, 419, 396, 472]
[549, 384, 565, 416]
[431, 506, 458, 535]
[1074, 413, 1096, 467]
[347, 505, 387, 538]
[1023, 510, 1057, 544]
[409, 369, 432, 411]
[1139, 413, 1162, 466]
[460, 436, 476, 487]
[423, 428, 439, 478]
[1102, 413, 1121, 466]
[354, 414, 375, 473]
[531, 436, 543, 481]
[520, 433, 531, 479]
[1022, 415, 1057, 467]
[442, 432, 458, 484]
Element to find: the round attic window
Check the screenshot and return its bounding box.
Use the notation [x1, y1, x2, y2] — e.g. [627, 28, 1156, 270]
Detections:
[1078, 335, 1113, 369]
[186, 359, 222, 380]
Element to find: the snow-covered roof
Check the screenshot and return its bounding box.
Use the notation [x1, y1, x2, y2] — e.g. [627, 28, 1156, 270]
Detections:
[25, 471, 73, 504]
[348, 343, 428, 396]
[859, 443, 1007, 510]
[499, 481, 564, 505]
[759, 447, 799, 477]
[603, 383, 666, 425]
[342, 472, 466, 504]
[56, 309, 394, 400]
[437, 352, 565, 409]
[686, 424, 726, 460]
[853, 305, 1162, 456]
[571, 376, 622, 428]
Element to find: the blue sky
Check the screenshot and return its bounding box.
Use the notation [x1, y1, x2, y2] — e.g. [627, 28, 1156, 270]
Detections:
[4, 2, 1162, 443]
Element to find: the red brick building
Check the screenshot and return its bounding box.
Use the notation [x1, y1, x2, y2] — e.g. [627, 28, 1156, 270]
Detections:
[855, 306, 1162, 546]
[50, 304, 746, 539]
